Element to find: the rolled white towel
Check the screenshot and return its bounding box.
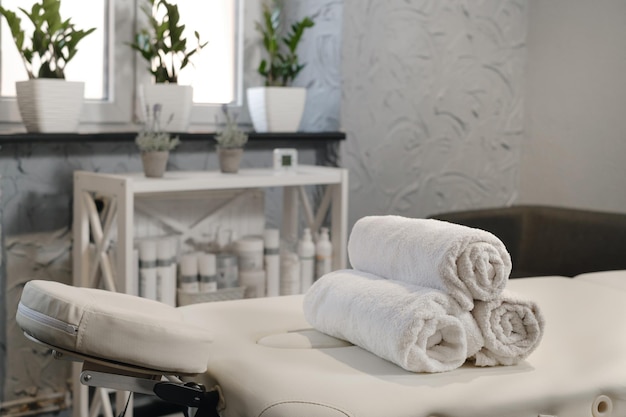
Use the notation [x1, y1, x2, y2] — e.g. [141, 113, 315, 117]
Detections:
[471, 290, 545, 366]
[303, 269, 483, 373]
[348, 215, 512, 310]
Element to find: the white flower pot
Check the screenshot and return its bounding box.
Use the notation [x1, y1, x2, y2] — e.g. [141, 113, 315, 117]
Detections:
[139, 84, 193, 132]
[246, 87, 306, 132]
[16, 79, 85, 133]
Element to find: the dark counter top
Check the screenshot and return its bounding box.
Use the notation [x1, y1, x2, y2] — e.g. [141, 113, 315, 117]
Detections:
[0, 131, 346, 146]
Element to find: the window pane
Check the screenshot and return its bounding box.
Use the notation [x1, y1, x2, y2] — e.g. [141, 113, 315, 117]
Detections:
[0, 0, 107, 100]
[165, 0, 236, 104]
[0, 0, 239, 125]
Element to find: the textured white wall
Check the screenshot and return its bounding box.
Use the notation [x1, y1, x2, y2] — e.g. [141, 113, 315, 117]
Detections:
[3, 231, 73, 409]
[519, 1, 626, 212]
[285, 0, 343, 131]
[341, 0, 527, 228]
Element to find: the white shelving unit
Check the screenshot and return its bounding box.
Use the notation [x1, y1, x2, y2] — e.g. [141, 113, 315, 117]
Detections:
[71, 165, 348, 417]
[72, 165, 349, 293]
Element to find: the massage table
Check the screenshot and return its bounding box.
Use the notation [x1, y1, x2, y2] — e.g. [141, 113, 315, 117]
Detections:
[15, 272, 626, 417]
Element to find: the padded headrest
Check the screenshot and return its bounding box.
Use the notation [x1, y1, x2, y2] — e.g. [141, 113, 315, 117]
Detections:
[17, 280, 212, 375]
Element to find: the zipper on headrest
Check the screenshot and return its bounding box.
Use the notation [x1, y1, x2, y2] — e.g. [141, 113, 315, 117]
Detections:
[18, 302, 79, 336]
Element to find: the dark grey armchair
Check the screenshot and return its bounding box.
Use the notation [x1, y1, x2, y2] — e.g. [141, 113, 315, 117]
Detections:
[430, 205, 626, 278]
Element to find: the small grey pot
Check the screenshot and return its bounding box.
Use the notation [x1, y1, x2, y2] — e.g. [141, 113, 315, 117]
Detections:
[218, 147, 243, 173]
[141, 151, 169, 178]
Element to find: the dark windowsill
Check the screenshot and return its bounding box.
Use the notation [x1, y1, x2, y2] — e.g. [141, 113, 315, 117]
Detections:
[0, 131, 346, 147]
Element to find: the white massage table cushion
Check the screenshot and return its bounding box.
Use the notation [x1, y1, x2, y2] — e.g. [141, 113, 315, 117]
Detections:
[16, 280, 212, 374]
[180, 276, 626, 417]
[575, 269, 626, 291]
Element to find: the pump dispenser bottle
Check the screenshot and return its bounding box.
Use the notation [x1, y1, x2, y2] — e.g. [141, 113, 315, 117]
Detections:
[298, 228, 316, 291]
[315, 227, 333, 279]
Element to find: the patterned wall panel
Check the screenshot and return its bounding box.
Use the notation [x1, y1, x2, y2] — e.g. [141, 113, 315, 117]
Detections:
[3, 231, 73, 412]
[284, 0, 343, 132]
[340, 0, 527, 227]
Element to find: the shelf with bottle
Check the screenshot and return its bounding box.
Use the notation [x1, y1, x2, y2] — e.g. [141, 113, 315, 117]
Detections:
[72, 165, 348, 298]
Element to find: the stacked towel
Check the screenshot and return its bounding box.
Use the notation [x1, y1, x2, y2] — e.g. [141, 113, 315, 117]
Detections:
[348, 215, 512, 310]
[304, 215, 545, 373]
[303, 269, 484, 373]
[471, 291, 545, 366]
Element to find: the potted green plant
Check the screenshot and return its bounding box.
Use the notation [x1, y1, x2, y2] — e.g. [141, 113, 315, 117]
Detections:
[129, 0, 207, 132]
[0, 0, 96, 133]
[136, 103, 181, 178]
[247, 1, 314, 132]
[215, 105, 248, 173]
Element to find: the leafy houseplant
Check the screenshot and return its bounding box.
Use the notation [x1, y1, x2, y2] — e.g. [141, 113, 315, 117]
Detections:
[128, 0, 207, 84]
[0, 0, 96, 79]
[135, 129, 180, 152]
[256, 2, 315, 87]
[136, 103, 180, 178]
[215, 105, 249, 149]
[215, 105, 248, 173]
[0, 0, 96, 132]
[247, 1, 315, 132]
[129, 0, 207, 132]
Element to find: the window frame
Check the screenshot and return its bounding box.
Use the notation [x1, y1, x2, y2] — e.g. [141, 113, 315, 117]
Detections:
[0, 0, 254, 133]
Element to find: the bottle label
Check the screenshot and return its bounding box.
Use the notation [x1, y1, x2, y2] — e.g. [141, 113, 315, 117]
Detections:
[199, 273, 217, 283]
[180, 274, 199, 292]
[264, 247, 279, 255]
[199, 274, 217, 292]
[139, 259, 157, 268]
[156, 259, 171, 267]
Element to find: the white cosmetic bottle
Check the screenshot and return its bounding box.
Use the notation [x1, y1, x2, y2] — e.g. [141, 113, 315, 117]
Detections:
[138, 240, 158, 300]
[315, 227, 333, 279]
[264, 229, 280, 297]
[298, 228, 315, 291]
